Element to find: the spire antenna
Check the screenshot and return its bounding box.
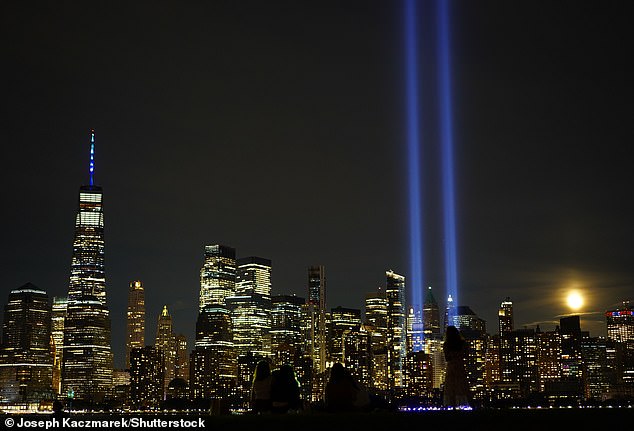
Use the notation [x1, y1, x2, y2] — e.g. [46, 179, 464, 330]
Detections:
[89, 129, 95, 186]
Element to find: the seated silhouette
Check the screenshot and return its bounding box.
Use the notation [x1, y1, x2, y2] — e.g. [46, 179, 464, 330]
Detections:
[270, 364, 302, 413]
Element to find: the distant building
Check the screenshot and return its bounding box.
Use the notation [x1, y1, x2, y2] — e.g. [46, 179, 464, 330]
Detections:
[605, 300, 634, 391]
[405, 351, 433, 399]
[422, 286, 441, 340]
[407, 306, 424, 353]
[343, 325, 372, 388]
[62, 131, 113, 401]
[155, 306, 176, 399]
[226, 257, 272, 359]
[454, 305, 486, 334]
[199, 245, 236, 309]
[270, 295, 304, 367]
[498, 297, 514, 336]
[130, 346, 163, 409]
[174, 334, 189, 382]
[559, 315, 584, 399]
[126, 281, 145, 370]
[190, 306, 236, 401]
[498, 297, 514, 387]
[606, 300, 634, 343]
[307, 266, 327, 375]
[504, 328, 539, 397]
[51, 296, 67, 395]
[536, 326, 561, 393]
[386, 270, 406, 389]
[443, 294, 455, 332]
[581, 335, 615, 400]
[365, 288, 388, 392]
[329, 306, 361, 364]
[0, 284, 53, 403]
[461, 329, 487, 400]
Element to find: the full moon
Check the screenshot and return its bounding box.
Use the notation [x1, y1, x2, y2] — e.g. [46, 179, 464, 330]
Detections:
[567, 291, 584, 310]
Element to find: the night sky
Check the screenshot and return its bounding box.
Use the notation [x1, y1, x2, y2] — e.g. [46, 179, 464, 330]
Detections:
[1, 1, 632, 369]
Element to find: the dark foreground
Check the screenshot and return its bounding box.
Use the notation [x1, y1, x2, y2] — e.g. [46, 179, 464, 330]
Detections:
[3, 408, 634, 430]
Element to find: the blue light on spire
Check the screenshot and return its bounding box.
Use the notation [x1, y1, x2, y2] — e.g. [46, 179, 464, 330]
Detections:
[89, 129, 95, 186]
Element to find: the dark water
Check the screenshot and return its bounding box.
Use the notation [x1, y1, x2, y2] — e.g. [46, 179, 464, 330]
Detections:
[3, 408, 633, 430]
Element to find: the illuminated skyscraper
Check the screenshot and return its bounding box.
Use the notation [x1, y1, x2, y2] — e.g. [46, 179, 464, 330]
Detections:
[605, 300, 634, 386]
[126, 280, 145, 370]
[560, 316, 583, 381]
[365, 289, 388, 392]
[130, 346, 163, 409]
[405, 351, 433, 398]
[498, 297, 514, 336]
[0, 284, 53, 403]
[155, 305, 176, 399]
[62, 130, 113, 401]
[192, 245, 238, 401]
[443, 294, 455, 331]
[270, 295, 304, 367]
[329, 306, 361, 364]
[581, 335, 614, 400]
[536, 327, 561, 393]
[174, 334, 189, 382]
[190, 306, 236, 400]
[51, 296, 67, 395]
[343, 325, 372, 388]
[307, 266, 327, 374]
[386, 270, 406, 389]
[226, 257, 272, 358]
[505, 328, 539, 397]
[236, 256, 272, 297]
[606, 300, 634, 343]
[199, 245, 236, 309]
[422, 286, 441, 340]
[498, 297, 514, 386]
[407, 306, 424, 353]
[454, 306, 486, 334]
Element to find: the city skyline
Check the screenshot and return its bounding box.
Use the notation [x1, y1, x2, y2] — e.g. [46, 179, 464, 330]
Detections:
[1, 1, 632, 369]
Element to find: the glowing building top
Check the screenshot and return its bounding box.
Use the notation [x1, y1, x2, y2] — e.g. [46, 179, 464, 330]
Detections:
[606, 299, 633, 343]
[199, 245, 236, 310]
[444, 294, 455, 331]
[498, 297, 514, 336]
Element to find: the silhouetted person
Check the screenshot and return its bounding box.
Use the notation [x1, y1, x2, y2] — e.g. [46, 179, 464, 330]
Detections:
[325, 363, 358, 412]
[251, 360, 273, 414]
[442, 325, 470, 408]
[51, 400, 69, 421]
[270, 364, 301, 413]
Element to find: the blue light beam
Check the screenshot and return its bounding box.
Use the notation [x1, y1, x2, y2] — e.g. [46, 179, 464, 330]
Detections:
[405, 0, 424, 342]
[437, 0, 459, 320]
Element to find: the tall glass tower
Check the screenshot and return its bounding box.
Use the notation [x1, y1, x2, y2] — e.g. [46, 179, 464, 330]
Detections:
[126, 281, 145, 370]
[0, 284, 53, 403]
[307, 265, 327, 374]
[226, 257, 272, 358]
[62, 130, 113, 401]
[386, 270, 406, 389]
[199, 245, 236, 309]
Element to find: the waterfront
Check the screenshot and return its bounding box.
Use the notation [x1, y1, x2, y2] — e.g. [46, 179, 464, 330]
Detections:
[2, 408, 634, 430]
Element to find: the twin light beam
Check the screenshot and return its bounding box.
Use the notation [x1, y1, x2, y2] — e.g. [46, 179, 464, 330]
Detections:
[406, 0, 458, 347]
